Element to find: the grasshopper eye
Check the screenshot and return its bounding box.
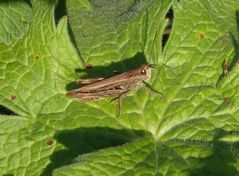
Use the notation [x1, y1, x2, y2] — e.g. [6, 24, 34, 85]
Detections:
[141, 69, 146, 75]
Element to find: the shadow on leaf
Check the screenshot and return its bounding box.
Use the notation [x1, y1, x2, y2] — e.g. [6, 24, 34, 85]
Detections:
[41, 127, 147, 176]
[192, 129, 239, 176]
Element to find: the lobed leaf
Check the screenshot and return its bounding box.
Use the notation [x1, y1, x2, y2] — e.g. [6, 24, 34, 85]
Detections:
[0, 0, 238, 176]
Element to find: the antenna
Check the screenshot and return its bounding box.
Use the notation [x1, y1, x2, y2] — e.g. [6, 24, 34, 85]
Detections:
[148, 25, 160, 65]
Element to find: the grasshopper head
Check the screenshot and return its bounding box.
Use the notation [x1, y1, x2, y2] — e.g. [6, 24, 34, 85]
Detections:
[140, 64, 152, 82]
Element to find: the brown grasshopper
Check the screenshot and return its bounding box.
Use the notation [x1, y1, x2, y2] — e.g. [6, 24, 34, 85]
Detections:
[67, 29, 162, 118]
[67, 64, 162, 118]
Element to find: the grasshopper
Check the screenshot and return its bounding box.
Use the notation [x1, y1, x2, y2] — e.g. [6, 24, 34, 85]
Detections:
[67, 29, 162, 118]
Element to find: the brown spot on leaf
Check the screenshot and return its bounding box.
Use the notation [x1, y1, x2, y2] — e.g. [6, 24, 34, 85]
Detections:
[11, 95, 16, 100]
[199, 32, 205, 39]
[224, 96, 229, 101]
[47, 140, 54, 146]
[35, 55, 40, 60]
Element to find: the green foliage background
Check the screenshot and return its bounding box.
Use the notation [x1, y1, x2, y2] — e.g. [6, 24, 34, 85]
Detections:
[0, 0, 239, 175]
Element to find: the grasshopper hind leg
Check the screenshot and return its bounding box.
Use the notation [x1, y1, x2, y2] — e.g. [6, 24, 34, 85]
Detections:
[115, 96, 122, 118]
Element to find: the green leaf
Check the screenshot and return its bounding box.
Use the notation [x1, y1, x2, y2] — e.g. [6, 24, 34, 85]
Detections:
[0, 0, 32, 45]
[53, 137, 157, 176]
[0, 0, 239, 176]
[67, 0, 171, 65]
[0, 0, 79, 175]
[0, 115, 55, 175]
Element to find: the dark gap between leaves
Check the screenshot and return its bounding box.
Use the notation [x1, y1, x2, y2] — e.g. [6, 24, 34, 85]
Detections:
[162, 7, 173, 49]
[0, 105, 16, 115]
[54, 0, 67, 26]
[25, 0, 32, 8]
